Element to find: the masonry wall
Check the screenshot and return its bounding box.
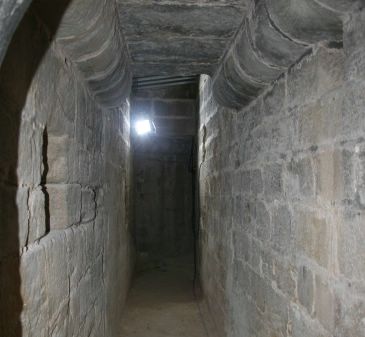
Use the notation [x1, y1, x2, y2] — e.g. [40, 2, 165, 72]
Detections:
[0, 7, 133, 337]
[198, 7, 365, 337]
[132, 86, 196, 263]
[133, 136, 194, 261]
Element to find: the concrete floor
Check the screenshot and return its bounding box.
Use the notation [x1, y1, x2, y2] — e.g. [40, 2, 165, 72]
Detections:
[120, 257, 208, 337]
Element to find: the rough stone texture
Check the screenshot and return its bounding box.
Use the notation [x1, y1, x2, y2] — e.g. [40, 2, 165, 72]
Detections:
[132, 84, 197, 136]
[198, 5, 365, 337]
[212, 0, 359, 109]
[133, 136, 194, 262]
[0, 4, 133, 337]
[34, 0, 132, 108]
[117, 0, 249, 77]
[132, 85, 197, 262]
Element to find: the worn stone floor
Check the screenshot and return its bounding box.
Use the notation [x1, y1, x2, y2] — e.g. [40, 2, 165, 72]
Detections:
[120, 257, 208, 337]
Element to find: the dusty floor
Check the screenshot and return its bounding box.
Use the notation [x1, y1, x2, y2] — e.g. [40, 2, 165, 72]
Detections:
[120, 257, 208, 337]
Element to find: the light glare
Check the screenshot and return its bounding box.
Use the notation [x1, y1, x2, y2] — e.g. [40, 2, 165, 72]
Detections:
[135, 119, 152, 135]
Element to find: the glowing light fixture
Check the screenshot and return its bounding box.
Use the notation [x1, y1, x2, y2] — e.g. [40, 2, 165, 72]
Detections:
[135, 119, 152, 136]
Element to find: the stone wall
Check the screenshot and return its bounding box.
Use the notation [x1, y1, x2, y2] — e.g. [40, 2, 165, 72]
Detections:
[198, 6, 365, 337]
[0, 5, 133, 337]
[132, 85, 196, 263]
[133, 136, 194, 262]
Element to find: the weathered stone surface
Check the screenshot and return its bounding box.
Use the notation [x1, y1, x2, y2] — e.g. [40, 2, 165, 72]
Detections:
[0, 3, 134, 336]
[28, 187, 47, 243]
[212, 0, 349, 109]
[81, 187, 96, 223]
[47, 184, 82, 230]
[118, 0, 249, 76]
[314, 275, 338, 333]
[298, 265, 314, 314]
[35, 0, 132, 108]
[132, 85, 197, 137]
[266, 0, 343, 44]
[47, 135, 72, 184]
[199, 6, 365, 335]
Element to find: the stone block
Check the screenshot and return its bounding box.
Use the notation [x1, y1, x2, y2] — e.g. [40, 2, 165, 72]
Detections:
[272, 258, 296, 299]
[153, 100, 195, 118]
[285, 156, 315, 200]
[40, 231, 69, 335]
[341, 80, 365, 138]
[254, 200, 270, 242]
[289, 304, 331, 337]
[314, 148, 352, 204]
[239, 170, 251, 196]
[16, 186, 30, 248]
[345, 47, 365, 81]
[251, 271, 266, 313]
[250, 169, 263, 195]
[295, 90, 343, 148]
[314, 275, 338, 333]
[47, 135, 72, 184]
[337, 209, 365, 280]
[334, 292, 365, 337]
[28, 187, 46, 243]
[295, 209, 331, 269]
[263, 163, 283, 202]
[46, 65, 76, 137]
[47, 184, 82, 230]
[298, 265, 314, 315]
[117, 2, 246, 39]
[233, 230, 250, 263]
[262, 278, 289, 337]
[271, 204, 292, 254]
[17, 120, 43, 186]
[233, 259, 251, 296]
[20, 245, 48, 337]
[344, 6, 365, 59]
[81, 187, 96, 224]
[287, 47, 344, 108]
[262, 78, 286, 117]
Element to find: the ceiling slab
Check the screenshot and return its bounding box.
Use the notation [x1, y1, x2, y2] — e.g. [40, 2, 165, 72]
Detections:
[117, 0, 249, 76]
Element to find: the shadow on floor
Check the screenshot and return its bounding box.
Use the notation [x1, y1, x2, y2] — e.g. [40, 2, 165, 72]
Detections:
[121, 257, 208, 337]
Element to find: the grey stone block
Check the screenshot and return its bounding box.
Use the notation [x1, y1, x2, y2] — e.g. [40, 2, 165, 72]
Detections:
[287, 47, 345, 109]
[314, 275, 338, 333]
[255, 200, 270, 241]
[263, 163, 283, 201]
[298, 265, 314, 315]
[81, 187, 96, 224]
[28, 187, 46, 243]
[47, 184, 82, 230]
[250, 169, 263, 195]
[295, 209, 331, 269]
[271, 204, 292, 254]
[286, 157, 314, 199]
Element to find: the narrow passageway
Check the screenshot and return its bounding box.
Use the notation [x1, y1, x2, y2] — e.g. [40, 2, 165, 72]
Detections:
[125, 80, 202, 337]
[121, 257, 207, 337]
[1, 1, 364, 337]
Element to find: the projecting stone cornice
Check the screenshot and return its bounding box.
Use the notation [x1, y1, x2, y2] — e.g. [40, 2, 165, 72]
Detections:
[212, 0, 357, 109]
[44, 0, 132, 108]
[0, 0, 132, 109]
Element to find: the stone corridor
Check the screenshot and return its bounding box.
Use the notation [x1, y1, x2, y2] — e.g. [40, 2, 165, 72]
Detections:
[0, 1, 365, 337]
[120, 258, 207, 337]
